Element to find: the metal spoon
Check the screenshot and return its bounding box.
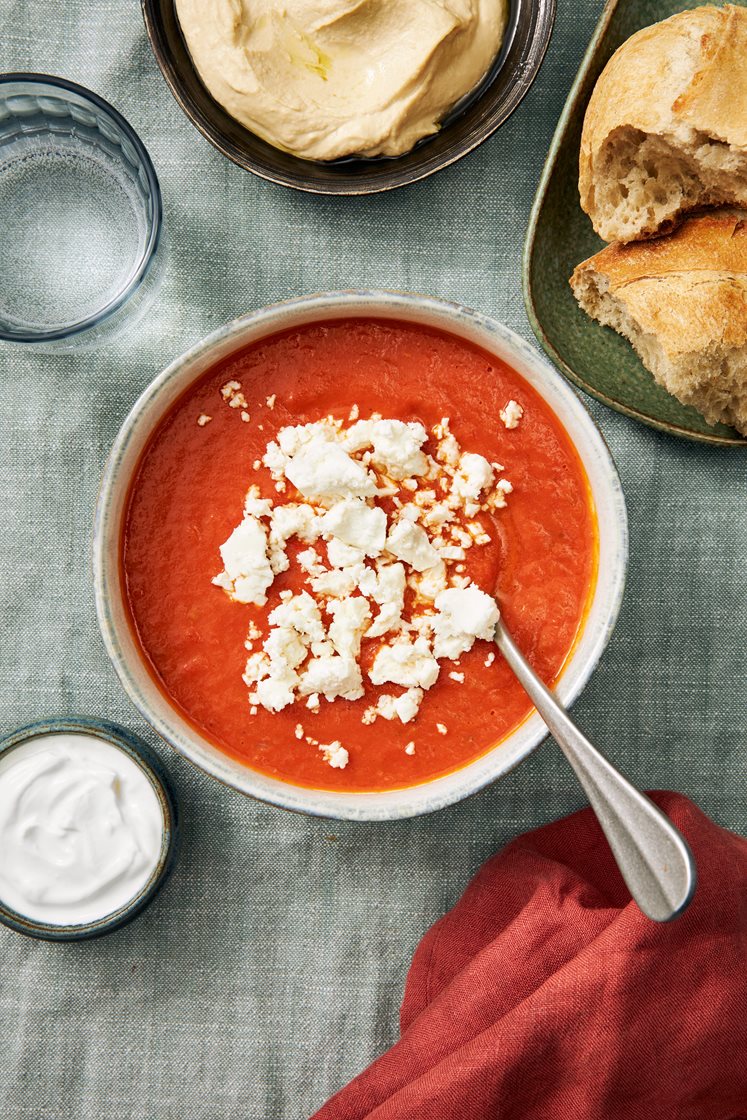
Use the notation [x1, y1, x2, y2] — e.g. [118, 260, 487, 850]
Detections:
[494, 617, 697, 922]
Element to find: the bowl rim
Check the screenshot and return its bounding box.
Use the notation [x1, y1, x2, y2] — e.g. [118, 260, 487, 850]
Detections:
[93, 289, 628, 820]
[0, 717, 179, 940]
[139, 0, 556, 194]
[0, 72, 163, 344]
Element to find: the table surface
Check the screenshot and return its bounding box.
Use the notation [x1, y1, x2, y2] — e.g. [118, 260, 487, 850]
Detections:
[1, 1, 745, 1117]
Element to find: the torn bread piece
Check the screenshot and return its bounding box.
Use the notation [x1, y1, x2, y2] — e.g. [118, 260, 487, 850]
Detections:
[570, 210, 747, 433]
[579, 5, 747, 243]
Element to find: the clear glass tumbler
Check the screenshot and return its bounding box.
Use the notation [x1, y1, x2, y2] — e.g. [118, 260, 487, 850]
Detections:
[0, 74, 163, 349]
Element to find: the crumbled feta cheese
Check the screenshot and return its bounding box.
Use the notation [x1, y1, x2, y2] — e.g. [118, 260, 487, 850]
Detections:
[348, 403, 359, 421]
[311, 563, 366, 599]
[297, 547, 326, 577]
[404, 742, 415, 755]
[342, 419, 428, 479]
[264, 627, 307, 669]
[240, 411, 250, 423]
[322, 498, 387, 557]
[438, 545, 466, 561]
[406, 616, 433, 643]
[243, 652, 268, 686]
[327, 596, 370, 658]
[268, 591, 326, 647]
[374, 695, 398, 721]
[243, 486, 273, 519]
[326, 538, 366, 568]
[214, 516, 273, 606]
[340, 420, 376, 453]
[360, 561, 406, 638]
[410, 561, 448, 602]
[319, 741, 348, 769]
[370, 420, 429, 479]
[266, 394, 276, 409]
[262, 421, 337, 479]
[299, 654, 364, 702]
[295, 723, 304, 740]
[395, 687, 423, 723]
[214, 408, 517, 763]
[485, 651, 496, 667]
[386, 521, 440, 572]
[432, 585, 500, 660]
[270, 503, 320, 544]
[366, 602, 402, 639]
[256, 665, 299, 712]
[359, 561, 405, 606]
[436, 723, 448, 735]
[500, 400, 523, 429]
[372, 687, 424, 724]
[421, 501, 454, 529]
[197, 413, 212, 427]
[413, 488, 437, 508]
[277, 421, 337, 458]
[286, 441, 376, 502]
[452, 453, 494, 501]
[221, 381, 248, 410]
[262, 441, 287, 476]
[434, 420, 460, 467]
[370, 635, 439, 690]
[398, 503, 420, 523]
[268, 503, 320, 573]
[451, 527, 473, 548]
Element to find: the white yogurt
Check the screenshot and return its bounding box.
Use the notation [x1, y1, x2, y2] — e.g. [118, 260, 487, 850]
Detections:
[0, 732, 164, 926]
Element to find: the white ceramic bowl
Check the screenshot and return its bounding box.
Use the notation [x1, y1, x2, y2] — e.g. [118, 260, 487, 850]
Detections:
[94, 291, 628, 820]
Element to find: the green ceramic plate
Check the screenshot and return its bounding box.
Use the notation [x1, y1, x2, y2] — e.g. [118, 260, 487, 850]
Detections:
[523, 0, 747, 446]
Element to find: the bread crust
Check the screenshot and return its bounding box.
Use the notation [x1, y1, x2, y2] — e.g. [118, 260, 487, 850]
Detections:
[579, 5, 747, 237]
[570, 211, 747, 432]
[571, 211, 747, 355]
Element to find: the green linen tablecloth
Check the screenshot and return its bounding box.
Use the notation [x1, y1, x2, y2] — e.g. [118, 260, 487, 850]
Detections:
[1, 2, 745, 1116]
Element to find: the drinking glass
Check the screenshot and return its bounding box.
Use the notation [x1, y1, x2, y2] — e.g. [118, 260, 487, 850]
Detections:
[0, 74, 163, 349]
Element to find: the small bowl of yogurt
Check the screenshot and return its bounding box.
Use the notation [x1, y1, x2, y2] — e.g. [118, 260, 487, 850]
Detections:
[0, 718, 179, 941]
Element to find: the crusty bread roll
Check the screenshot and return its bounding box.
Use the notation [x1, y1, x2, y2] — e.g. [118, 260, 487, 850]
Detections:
[570, 210, 747, 433]
[579, 5, 747, 244]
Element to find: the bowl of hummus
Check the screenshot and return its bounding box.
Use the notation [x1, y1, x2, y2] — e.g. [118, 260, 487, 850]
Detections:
[142, 0, 556, 193]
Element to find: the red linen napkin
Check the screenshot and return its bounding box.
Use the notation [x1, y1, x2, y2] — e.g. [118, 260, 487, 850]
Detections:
[313, 792, 747, 1120]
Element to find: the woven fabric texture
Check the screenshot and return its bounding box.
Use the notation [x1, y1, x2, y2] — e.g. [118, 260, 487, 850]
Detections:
[0, 1, 745, 1117]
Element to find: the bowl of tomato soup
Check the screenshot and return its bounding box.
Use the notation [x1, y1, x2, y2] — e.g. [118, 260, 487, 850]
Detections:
[94, 291, 627, 820]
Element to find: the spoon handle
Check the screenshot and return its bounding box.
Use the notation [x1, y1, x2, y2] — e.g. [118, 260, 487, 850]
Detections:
[494, 620, 696, 922]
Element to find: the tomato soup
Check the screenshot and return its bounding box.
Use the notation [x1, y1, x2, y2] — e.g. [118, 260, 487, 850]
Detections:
[123, 320, 597, 791]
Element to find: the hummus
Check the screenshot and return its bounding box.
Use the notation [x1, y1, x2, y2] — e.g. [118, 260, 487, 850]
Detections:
[175, 0, 508, 161]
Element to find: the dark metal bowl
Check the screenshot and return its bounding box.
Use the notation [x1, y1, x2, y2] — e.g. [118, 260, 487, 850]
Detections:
[141, 0, 555, 195]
